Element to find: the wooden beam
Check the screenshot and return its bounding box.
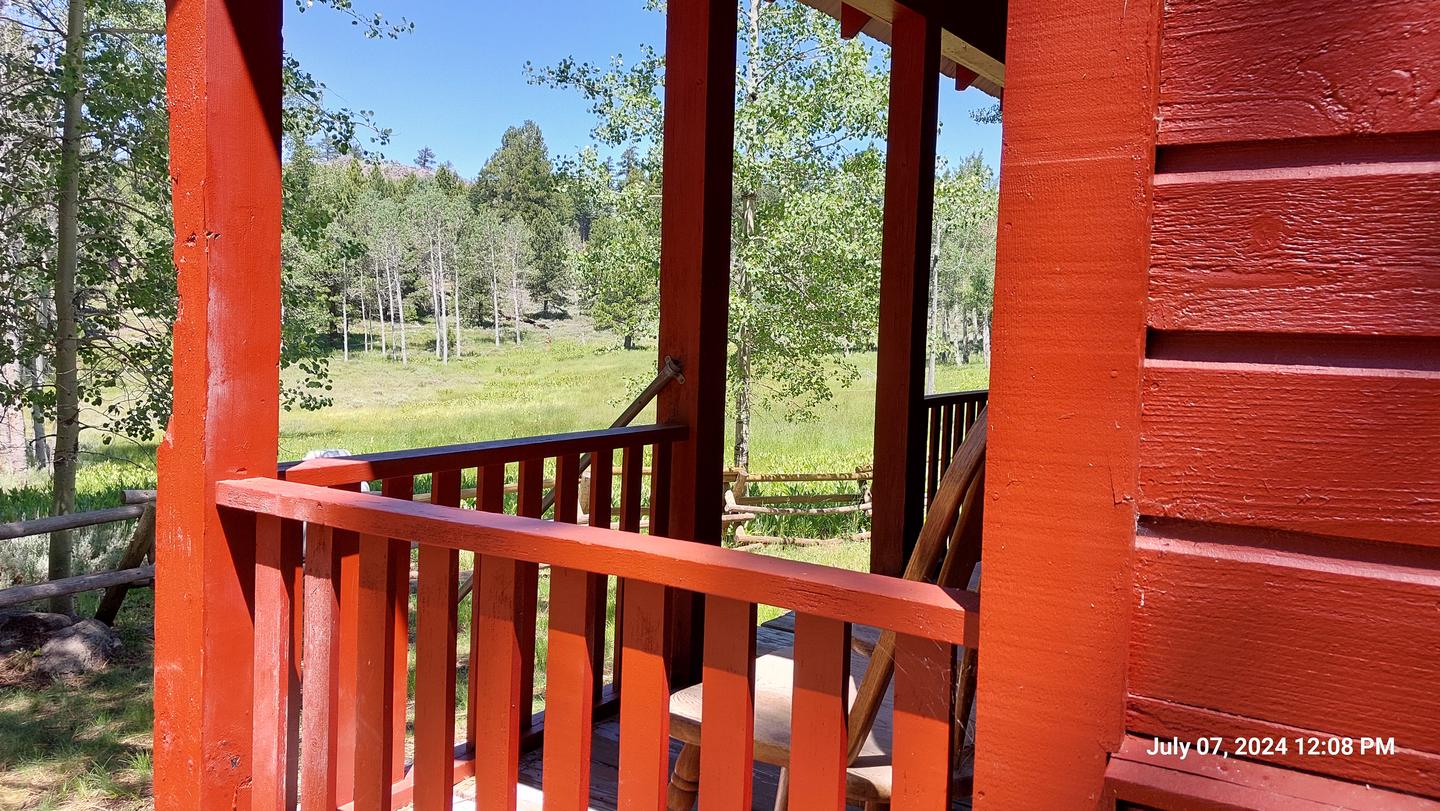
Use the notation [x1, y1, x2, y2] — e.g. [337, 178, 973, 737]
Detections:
[972, 0, 1160, 804]
[156, 0, 283, 807]
[953, 65, 978, 91]
[802, 0, 1006, 92]
[870, 4, 940, 577]
[840, 3, 871, 39]
[656, 0, 738, 683]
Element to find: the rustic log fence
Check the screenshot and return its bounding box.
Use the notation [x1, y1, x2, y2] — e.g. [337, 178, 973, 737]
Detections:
[0, 492, 158, 623]
[723, 466, 874, 547]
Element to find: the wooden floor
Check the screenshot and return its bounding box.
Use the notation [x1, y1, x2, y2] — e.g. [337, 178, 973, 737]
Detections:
[439, 615, 971, 810]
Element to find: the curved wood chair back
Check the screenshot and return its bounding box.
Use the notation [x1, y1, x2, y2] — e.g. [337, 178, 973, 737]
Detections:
[844, 408, 987, 763]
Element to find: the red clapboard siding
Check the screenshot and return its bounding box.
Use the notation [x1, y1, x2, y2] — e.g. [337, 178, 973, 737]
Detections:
[1158, 0, 1440, 145]
[1138, 362, 1440, 546]
[1150, 169, 1440, 336]
[1105, 733, 1440, 810]
[1128, 529, 1440, 760]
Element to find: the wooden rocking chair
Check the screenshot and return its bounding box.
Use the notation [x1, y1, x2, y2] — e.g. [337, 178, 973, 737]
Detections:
[665, 410, 988, 810]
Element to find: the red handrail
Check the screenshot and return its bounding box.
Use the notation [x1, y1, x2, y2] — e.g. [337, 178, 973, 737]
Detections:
[925, 390, 989, 506]
[279, 423, 686, 487]
[221, 477, 978, 643]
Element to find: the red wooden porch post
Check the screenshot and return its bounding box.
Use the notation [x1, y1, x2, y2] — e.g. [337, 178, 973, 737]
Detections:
[655, 0, 737, 680]
[870, 5, 940, 577]
[973, 0, 1159, 805]
[155, 1, 283, 807]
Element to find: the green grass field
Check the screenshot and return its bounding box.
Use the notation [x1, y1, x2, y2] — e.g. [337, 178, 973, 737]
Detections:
[0, 327, 988, 809]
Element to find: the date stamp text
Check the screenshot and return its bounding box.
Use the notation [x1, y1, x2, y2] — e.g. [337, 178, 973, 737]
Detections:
[1147, 735, 1396, 760]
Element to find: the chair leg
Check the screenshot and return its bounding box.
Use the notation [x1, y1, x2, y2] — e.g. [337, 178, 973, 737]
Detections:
[773, 767, 789, 811]
[667, 743, 701, 811]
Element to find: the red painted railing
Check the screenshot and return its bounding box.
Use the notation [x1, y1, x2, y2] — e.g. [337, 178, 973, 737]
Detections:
[222, 466, 977, 809]
[924, 390, 988, 507]
[257, 424, 683, 809]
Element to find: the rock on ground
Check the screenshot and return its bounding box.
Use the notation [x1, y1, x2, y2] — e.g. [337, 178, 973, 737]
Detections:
[0, 612, 76, 655]
[33, 618, 122, 678]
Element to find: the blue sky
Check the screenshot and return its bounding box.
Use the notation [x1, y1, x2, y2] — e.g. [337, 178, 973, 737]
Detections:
[283, 0, 1001, 177]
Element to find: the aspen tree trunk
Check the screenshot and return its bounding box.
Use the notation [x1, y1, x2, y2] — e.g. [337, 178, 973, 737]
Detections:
[49, 0, 87, 613]
[374, 264, 388, 356]
[926, 254, 939, 393]
[0, 355, 25, 476]
[731, 0, 763, 470]
[360, 291, 370, 353]
[959, 303, 970, 364]
[390, 252, 408, 364]
[490, 246, 501, 347]
[438, 240, 449, 363]
[341, 268, 350, 361]
[510, 256, 522, 345]
[27, 356, 50, 468]
[452, 247, 462, 358]
[980, 311, 991, 366]
[0, 314, 26, 474]
[429, 245, 439, 359]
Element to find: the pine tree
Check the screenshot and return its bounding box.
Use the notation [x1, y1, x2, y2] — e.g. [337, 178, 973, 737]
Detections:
[472, 122, 574, 315]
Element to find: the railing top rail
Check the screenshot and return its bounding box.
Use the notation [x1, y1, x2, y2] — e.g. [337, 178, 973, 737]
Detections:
[217, 477, 978, 646]
[923, 388, 989, 406]
[278, 422, 687, 487]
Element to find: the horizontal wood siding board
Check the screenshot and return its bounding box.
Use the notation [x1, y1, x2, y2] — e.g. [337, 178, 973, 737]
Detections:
[279, 423, 687, 487]
[1149, 170, 1440, 335]
[1158, 0, 1440, 144]
[1138, 362, 1440, 545]
[1128, 530, 1440, 760]
[1106, 735, 1440, 810]
[216, 477, 978, 646]
[1127, 697, 1440, 800]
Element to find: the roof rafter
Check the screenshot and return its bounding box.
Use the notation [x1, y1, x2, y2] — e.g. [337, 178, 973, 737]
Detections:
[803, 0, 1007, 98]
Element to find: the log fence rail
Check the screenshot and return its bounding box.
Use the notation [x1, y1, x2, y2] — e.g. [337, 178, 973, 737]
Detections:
[0, 495, 157, 621]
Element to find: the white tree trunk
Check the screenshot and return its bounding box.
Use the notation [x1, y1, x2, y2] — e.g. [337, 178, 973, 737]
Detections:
[958, 304, 970, 365]
[389, 252, 408, 364]
[26, 356, 50, 468]
[451, 246, 462, 358]
[926, 255, 939, 394]
[360, 290, 370, 353]
[374, 264, 388, 356]
[49, 0, 89, 613]
[438, 239, 449, 363]
[981, 311, 992, 366]
[429, 239, 441, 359]
[341, 270, 350, 362]
[510, 257, 522, 345]
[0, 351, 26, 476]
[490, 248, 502, 347]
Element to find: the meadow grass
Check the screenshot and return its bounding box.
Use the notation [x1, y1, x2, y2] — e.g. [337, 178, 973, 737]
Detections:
[0, 326, 988, 809]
